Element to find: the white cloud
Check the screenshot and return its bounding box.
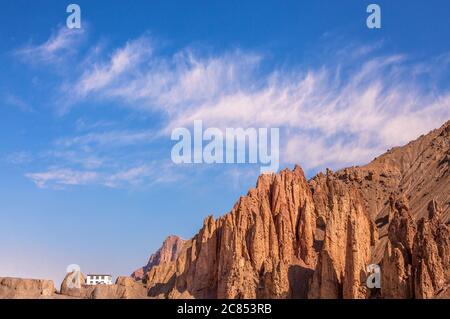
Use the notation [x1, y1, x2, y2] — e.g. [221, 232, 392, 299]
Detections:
[67, 37, 261, 113]
[4, 94, 34, 113]
[44, 150, 104, 170]
[4, 151, 33, 165]
[103, 165, 154, 188]
[55, 129, 157, 148]
[74, 118, 115, 132]
[61, 38, 450, 171]
[163, 55, 450, 170]
[25, 162, 180, 189]
[15, 30, 450, 181]
[26, 169, 99, 188]
[74, 37, 153, 97]
[16, 26, 85, 64]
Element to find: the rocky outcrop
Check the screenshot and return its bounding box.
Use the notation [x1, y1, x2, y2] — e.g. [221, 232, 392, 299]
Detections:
[60, 273, 147, 299]
[132, 235, 185, 281]
[413, 200, 450, 298]
[60, 271, 87, 297]
[381, 198, 450, 299]
[88, 276, 148, 299]
[333, 120, 450, 262]
[144, 166, 318, 298]
[0, 278, 56, 299]
[381, 196, 416, 298]
[142, 166, 377, 299]
[308, 171, 375, 299]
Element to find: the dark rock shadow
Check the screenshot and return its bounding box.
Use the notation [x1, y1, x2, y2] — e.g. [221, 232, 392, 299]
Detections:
[148, 273, 177, 297]
[375, 214, 389, 228]
[288, 265, 314, 299]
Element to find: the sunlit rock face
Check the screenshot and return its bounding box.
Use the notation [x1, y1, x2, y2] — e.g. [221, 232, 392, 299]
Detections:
[140, 120, 450, 299]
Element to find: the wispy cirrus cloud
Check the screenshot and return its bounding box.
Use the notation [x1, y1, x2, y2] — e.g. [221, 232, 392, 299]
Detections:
[25, 168, 99, 188]
[168, 54, 450, 169]
[4, 94, 35, 113]
[13, 29, 450, 188]
[55, 129, 158, 148]
[3, 151, 33, 165]
[104, 165, 152, 188]
[73, 37, 153, 98]
[25, 162, 180, 189]
[64, 36, 262, 113]
[43, 150, 104, 170]
[74, 118, 116, 132]
[15, 26, 86, 65]
[21, 127, 166, 188]
[60, 36, 449, 171]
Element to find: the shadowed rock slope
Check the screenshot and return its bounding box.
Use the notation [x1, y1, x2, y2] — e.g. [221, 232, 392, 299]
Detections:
[137, 120, 450, 299]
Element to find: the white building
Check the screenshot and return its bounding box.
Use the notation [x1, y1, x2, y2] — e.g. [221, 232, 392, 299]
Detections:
[85, 274, 113, 285]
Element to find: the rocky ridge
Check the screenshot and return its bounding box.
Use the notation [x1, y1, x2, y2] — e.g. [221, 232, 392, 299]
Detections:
[136, 120, 450, 299]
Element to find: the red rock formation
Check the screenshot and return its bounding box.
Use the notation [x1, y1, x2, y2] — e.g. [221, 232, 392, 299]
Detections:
[380, 197, 450, 299]
[138, 120, 450, 299]
[308, 172, 375, 299]
[381, 196, 416, 298]
[131, 235, 185, 281]
[142, 166, 377, 299]
[413, 200, 450, 298]
[143, 166, 318, 298]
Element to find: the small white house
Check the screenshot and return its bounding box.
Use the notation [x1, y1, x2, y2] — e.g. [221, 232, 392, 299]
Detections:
[85, 274, 113, 285]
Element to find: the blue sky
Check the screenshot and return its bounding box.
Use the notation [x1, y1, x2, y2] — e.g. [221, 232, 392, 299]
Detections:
[0, 0, 449, 286]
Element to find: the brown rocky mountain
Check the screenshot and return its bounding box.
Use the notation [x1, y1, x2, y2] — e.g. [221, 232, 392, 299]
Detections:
[381, 198, 450, 298]
[136, 119, 450, 299]
[1, 120, 448, 299]
[131, 235, 185, 281]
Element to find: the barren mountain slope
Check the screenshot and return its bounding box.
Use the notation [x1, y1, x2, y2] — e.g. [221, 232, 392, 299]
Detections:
[136, 120, 450, 299]
[325, 119, 450, 262]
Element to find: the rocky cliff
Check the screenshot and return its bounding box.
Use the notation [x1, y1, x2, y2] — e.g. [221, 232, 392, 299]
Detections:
[131, 235, 185, 281]
[137, 120, 450, 299]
